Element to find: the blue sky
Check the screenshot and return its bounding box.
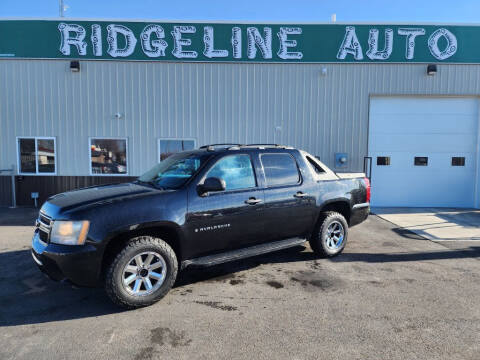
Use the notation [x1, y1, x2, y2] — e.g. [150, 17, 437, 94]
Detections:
[0, 0, 479, 23]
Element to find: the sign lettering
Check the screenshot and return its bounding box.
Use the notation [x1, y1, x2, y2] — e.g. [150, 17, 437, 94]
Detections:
[0, 20, 478, 63]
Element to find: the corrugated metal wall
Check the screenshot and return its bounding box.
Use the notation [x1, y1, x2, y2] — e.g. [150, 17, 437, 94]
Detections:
[0, 176, 13, 206]
[1, 59, 480, 176]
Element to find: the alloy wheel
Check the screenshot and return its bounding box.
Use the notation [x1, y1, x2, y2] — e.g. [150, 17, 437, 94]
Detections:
[325, 221, 345, 250]
[122, 251, 167, 296]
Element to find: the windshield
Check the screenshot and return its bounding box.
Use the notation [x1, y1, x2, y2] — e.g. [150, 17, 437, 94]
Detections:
[137, 152, 211, 190]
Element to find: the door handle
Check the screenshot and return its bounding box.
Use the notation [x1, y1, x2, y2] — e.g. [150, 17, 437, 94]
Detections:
[245, 197, 262, 205]
[294, 192, 308, 198]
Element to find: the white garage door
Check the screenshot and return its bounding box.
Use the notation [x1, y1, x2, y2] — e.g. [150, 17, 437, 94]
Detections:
[368, 97, 479, 208]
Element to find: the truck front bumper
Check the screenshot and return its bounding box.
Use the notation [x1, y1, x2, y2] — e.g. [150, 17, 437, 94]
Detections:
[31, 230, 102, 287]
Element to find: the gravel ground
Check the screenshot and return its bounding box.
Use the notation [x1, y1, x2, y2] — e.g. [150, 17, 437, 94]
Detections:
[0, 208, 479, 360]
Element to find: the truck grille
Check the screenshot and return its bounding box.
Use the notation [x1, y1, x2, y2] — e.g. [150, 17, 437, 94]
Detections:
[37, 211, 52, 243]
[39, 213, 51, 226]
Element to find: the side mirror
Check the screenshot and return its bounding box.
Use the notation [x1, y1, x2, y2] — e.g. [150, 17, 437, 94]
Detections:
[198, 177, 226, 195]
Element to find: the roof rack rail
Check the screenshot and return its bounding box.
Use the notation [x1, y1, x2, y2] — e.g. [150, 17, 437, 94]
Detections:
[199, 143, 293, 151]
[199, 143, 244, 151]
[244, 143, 280, 147]
[225, 144, 294, 150]
[241, 144, 292, 149]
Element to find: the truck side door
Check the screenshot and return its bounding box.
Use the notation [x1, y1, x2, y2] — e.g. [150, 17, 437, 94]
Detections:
[259, 152, 317, 241]
[185, 153, 265, 259]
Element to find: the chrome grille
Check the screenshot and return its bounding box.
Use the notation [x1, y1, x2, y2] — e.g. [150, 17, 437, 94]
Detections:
[39, 213, 51, 226]
[37, 211, 52, 243]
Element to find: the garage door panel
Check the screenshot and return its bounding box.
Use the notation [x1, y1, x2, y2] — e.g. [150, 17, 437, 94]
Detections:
[371, 183, 474, 207]
[371, 97, 478, 115]
[370, 114, 477, 134]
[370, 134, 476, 153]
[371, 166, 475, 207]
[369, 97, 478, 208]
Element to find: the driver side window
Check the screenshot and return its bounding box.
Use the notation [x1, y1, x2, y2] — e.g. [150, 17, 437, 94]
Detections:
[206, 154, 256, 191]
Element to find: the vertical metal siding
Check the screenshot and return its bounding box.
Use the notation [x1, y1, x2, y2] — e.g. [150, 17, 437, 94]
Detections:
[14, 175, 136, 206]
[2, 60, 480, 175]
[0, 176, 13, 206]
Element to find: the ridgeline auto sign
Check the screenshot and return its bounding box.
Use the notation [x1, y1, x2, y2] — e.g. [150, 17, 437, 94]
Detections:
[1, 20, 480, 63]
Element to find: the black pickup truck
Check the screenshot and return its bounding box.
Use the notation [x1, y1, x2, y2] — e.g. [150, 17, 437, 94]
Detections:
[31, 144, 370, 308]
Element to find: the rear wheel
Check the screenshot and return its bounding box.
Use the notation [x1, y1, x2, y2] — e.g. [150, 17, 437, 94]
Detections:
[105, 236, 178, 309]
[309, 211, 348, 257]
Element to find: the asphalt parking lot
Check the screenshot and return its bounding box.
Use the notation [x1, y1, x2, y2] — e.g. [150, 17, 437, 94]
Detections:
[0, 208, 479, 360]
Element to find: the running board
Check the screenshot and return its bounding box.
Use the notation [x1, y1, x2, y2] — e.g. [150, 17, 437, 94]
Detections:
[181, 237, 307, 269]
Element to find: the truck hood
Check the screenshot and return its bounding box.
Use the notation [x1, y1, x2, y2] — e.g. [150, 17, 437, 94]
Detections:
[42, 182, 156, 216]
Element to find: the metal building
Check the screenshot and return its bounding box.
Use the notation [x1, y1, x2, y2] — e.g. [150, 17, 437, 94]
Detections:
[1, 19, 480, 208]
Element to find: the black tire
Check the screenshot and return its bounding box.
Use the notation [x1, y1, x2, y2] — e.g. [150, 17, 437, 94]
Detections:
[105, 236, 178, 309]
[309, 211, 348, 257]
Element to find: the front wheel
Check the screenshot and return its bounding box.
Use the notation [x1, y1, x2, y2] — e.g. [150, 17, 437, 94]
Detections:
[309, 211, 348, 257]
[105, 236, 178, 309]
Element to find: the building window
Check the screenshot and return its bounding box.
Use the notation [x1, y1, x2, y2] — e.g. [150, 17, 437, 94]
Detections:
[17, 137, 56, 175]
[452, 157, 465, 166]
[159, 139, 196, 161]
[377, 156, 391, 166]
[414, 157, 428, 166]
[260, 153, 300, 187]
[205, 154, 256, 191]
[90, 138, 128, 175]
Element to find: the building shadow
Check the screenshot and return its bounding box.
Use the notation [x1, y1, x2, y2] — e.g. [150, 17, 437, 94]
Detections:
[0, 207, 38, 226]
[391, 228, 427, 240]
[435, 211, 480, 229]
[329, 246, 480, 263]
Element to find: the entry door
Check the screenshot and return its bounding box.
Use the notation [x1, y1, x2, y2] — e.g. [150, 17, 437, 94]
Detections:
[185, 154, 265, 258]
[368, 97, 478, 208]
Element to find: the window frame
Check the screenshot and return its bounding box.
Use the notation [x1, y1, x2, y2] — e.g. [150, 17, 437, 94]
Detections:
[260, 152, 302, 188]
[16, 136, 57, 176]
[376, 156, 391, 166]
[414, 156, 429, 167]
[158, 138, 197, 163]
[200, 153, 258, 194]
[89, 137, 129, 176]
[451, 156, 466, 167]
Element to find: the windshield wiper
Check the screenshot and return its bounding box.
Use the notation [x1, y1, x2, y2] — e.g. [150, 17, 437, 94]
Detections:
[135, 179, 168, 190]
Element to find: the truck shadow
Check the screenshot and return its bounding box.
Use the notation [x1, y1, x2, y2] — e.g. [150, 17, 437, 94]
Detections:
[175, 245, 314, 286]
[0, 249, 121, 327]
[175, 244, 480, 284]
[2, 242, 479, 327]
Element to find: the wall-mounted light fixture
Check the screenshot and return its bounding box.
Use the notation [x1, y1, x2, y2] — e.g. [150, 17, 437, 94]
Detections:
[321, 67, 328, 76]
[114, 112, 124, 120]
[427, 64, 437, 76]
[70, 60, 80, 72]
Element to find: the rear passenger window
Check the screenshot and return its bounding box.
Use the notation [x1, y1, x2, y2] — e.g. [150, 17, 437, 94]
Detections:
[261, 153, 300, 187]
[306, 156, 325, 174]
[206, 154, 256, 191]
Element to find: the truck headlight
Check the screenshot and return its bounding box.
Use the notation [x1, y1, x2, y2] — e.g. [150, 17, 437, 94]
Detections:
[50, 221, 90, 245]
